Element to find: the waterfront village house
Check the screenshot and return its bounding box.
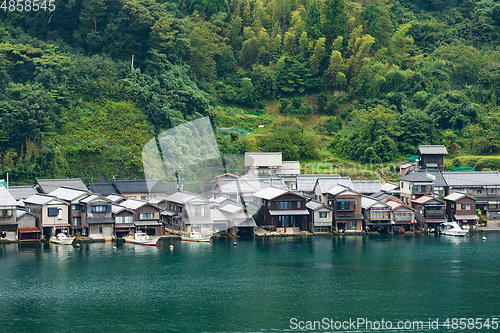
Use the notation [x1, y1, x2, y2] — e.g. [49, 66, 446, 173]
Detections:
[218, 200, 256, 236]
[210, 208, 231, 234]
[411, 195, 446, 230]
[48, 187, 91, 236]
[361, 197, 391, 233]
[35, 178, 87, 194]
[80, 195, 114, 240]
[416, 145, 448, 172]
[0, 184, 19, 240]
[305, 200, 333, 233]
[326, 185, 364, 232]
[252, 187, 309, 233]
[112, 205, 135, 237]
[352, 181, 382, 196]
[184, 197, 215, 235]
[112, 179, 168, 201]
[443, 192, 479, 229]
[23, 194, 70, 239]
[276, 161, 301, 190]
[17, 209, 40, 240]
[385, 199, 416, 232]
[164, 191, 197, 232]
[120, 199, 163, 236]
[442, 171, 500, 219]
[399, 173, 435, 207]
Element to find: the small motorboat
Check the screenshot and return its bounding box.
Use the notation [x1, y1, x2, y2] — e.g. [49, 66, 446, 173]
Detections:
[440, 222, 468, 237]
[181, 231, 212, 242]
[124, 232, 159, 246]
[50, 233, 75, 245]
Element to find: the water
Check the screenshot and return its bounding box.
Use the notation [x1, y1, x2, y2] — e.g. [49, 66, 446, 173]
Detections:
[1, 234, 499, 333]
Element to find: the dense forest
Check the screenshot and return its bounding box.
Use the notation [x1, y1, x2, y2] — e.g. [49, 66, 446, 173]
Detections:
[1, 0, 500, 183]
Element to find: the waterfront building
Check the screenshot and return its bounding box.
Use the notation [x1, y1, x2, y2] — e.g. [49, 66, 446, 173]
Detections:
[361, 197, 391, 233]
[80, 195, 114, 240]
[120, 199, 164, 236]
[112, 205, 135, 238]
[253, 187, 309, 233]
[399, 173, 435, 207]
[297, 174, 352, 204]
[48, 187, 91, 236]
[305, 200, 333, 233]
[442, 171, 500, 219]
[385, 199, 416, 232]
[443, 192, 479, 229]
[24, 194, 70, 239]
[326, 185, 364, 232]
[218, 200, 256, 236]
[0, 184, 19, 240]
[16, 209, 40, 240]
[411, 195, 446, 230]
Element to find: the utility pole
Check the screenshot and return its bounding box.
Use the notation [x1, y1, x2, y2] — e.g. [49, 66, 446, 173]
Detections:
[131, 55, 134, 71]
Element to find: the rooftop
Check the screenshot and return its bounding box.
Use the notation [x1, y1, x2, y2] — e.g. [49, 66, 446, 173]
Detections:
[120, 199, 149, 210]
[252, 187, 288, 200]
[399, 173, 435, 182]
[352, 180, 381, 194]
[113, 179, 168, 195]
[417, 145, 448, 155]
[277, 161, 301, 175]
[444, 192, 475, 202]
[442, 171, 500, 187]
[7, 186, 38, 201]
[87, 183, 119, 196]
[36, 178, 87, 193]
[24, 194, 66, 206]
[244, 152, 282, 168]
[165, 191, 198, 204]
[48, 187, 89, 201]
[0, 185, 18, 206]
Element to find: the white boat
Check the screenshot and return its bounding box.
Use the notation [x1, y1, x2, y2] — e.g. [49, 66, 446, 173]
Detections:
[440, 222, 468, 237]
[50, 233, 75, 245]
[124, 232, 159, 246]
[181, 231, 212, 242]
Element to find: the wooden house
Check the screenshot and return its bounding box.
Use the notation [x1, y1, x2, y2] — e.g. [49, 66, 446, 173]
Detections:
[416, 145, 448, 171]
[443, 192, 479, 229]
[252, 187, 309, 233]
[80, 195, 114, 240]
[48, 187, 91, 236]
[411, 195, 446, 230]
[112, 205, 135, 237]
[120, 199, 164, 236]
[361, 197, 391, 233]
[16, 209, 40, 240]
[326, 185, 364, 232]
[24, 194, 70, 240]
[385, 199, 416, 232]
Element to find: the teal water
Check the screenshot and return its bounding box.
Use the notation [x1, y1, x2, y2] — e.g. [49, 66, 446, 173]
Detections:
[1, 234, 499, 333]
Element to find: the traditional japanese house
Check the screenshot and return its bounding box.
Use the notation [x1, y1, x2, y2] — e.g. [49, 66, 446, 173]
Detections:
[0, 185, 19, 240]
[305, 200, 333, 233]
[326, 185, 364, 232]
[411, 195, 446, 230]
[252, 187, 309, 233]
[416, 145, 448, 171]
[385, 199, 416, 232]
[399, 173, 435, 207]
[245, 152, 282, 177]
[48, 187, 91, 236]
[112, 205, 135, 237]
[24, 194, 70, 239]
[361, 197, 391, 233]
[17, 209, 40, 240]
[442, 171, 500, 219]
[219, 200, 256, 236]
[120, 199, 164, 236]
[81, 195, 114, 240]
[443, 192, 479, 229]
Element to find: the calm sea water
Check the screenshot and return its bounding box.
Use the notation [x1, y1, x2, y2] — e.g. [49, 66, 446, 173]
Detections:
[1, 233, 499, 333]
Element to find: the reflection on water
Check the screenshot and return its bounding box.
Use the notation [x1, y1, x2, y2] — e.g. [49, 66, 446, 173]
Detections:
[1, 234, 500, 332]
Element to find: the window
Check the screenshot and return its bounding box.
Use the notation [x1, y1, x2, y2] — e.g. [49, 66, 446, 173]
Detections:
[371, 211, 384, 219]
[475, 189, 482, 194]
[1, 209, 12, 217]
[451, 203, 455, 208]
[314, 226, 329, 233]
[297, 201, 301, 209]
[73, 217, 81, 225]
[99, 226, 103, 233]
[319, 212, 328, 218]
[461, 203, 471, 210]
[72, 204, 80, 211]
[193, 207, 204, 217]
[91, 205, 109, 213]
[336, 200, 353, 211]
[116, 216, 133, 223]
[489, 204, 497, 210]
[48, 207, 58, 217]
[139, 212, 154, 220]
[276, 201, 292, 209]
[346, 221, 357, 230]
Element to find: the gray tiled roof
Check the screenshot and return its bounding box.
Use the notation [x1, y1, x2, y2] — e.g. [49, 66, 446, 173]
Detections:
[415, 170, 448, 187]
[48, 187, 89, 201]
[113, 179, 168, 194]
[306, 200, 332, 211]
[399, 173, 434, 182]
[417, 145, 448, 155]
[442, 171, 500, 187]
[244, 152, 282, 167]
[88, 183, 119, 196]
[351, 180, 381, 194]
[165, 191, 198, 204]
[36, 178, 87, 193]
[7, 186, 38, 200]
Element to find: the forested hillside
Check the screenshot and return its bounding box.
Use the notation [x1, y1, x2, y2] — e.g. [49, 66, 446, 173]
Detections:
[1, 0, 500, 182]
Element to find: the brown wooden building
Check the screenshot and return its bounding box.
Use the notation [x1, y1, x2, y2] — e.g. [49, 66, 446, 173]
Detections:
[252, 187, 309, 233]
[444, 192, 479, 229]
[326, 185, 364, 232]
[416, 145, 448, 172]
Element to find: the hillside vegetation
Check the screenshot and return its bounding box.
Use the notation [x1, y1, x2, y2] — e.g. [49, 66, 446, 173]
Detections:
[1, 0, 500, 182]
